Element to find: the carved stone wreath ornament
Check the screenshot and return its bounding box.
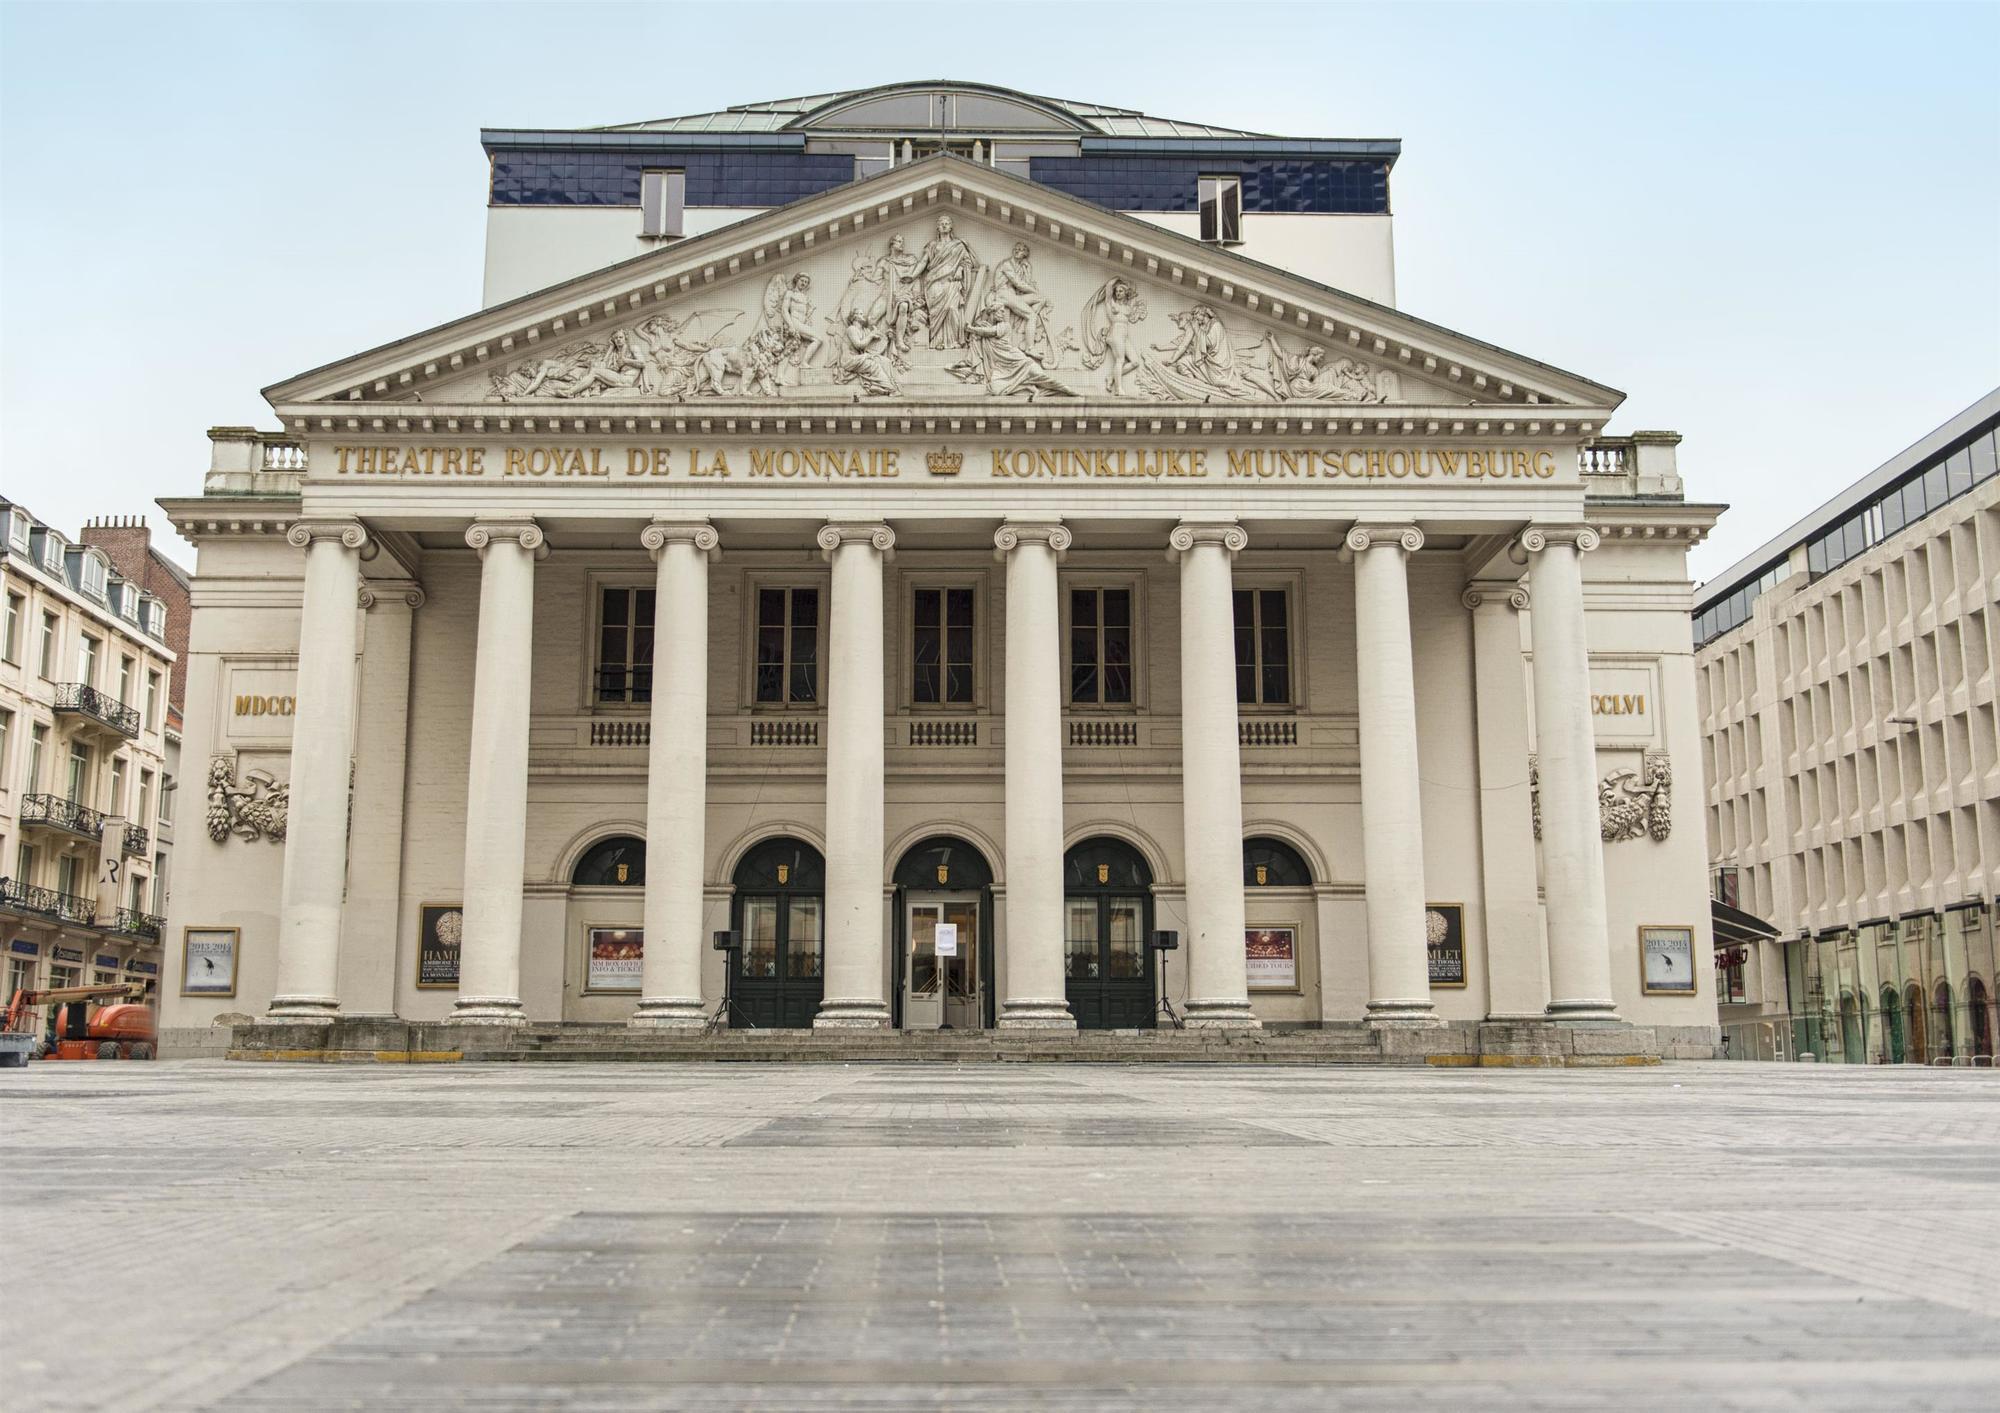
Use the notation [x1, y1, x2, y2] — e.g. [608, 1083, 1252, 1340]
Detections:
[483, 217, 1406, 407]
[1529, 750, 1672, 845]
[206, 755, 289, 844]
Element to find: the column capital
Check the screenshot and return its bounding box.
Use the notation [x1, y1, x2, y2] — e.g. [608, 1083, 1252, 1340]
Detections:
[1345, 522, 1424, 554]
[817, 521, 896, 561]
[1461, 581, 1530, 613]
[1517, 523, 1600, 555]
[466, 519, 550, 559]
[286, 518, 375, 558]
[993, 520, 1071, 561]
[641, 520, 720, 559]
[358, 579, 426, 611]
[1166, 521, 1247, 561]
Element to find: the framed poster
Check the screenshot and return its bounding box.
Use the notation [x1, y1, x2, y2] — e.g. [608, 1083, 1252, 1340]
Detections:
[1640, 924, 1697, 995]
[585, 927, 643, 993]
[181, 927, 239, 997]
[416, 903, 463, 989]
[1245, 926, 1299, 991]
[1426, 903, 1466, 988]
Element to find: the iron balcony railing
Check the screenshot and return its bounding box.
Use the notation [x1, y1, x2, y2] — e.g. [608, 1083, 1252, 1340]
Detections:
[123, 823, 149, 856]
[0, 877, 97, 926]
[21, 792, 106, 841]
[110, 907, 165, 941]
[52, 682, 141, 738]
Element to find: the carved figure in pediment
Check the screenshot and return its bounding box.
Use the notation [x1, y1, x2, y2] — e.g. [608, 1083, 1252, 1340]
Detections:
[752, 273, 826, 382]
[489, 341, 596, 401]
[633, 310, 740, 397]
[1133, 305, 1285, 402]
[831, 311, 901, 397]
[692, 326, 787, 398]
[913, 215, 983, 349]
[990, 242, 1058, 362]
[950, 296, 1078, 400]
[1079, 278, 1150, 395]
[834, 234, 923, 362]
[1258, 338, 1392, 403]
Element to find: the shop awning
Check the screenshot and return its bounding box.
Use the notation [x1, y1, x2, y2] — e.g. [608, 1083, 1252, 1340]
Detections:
[1712, 899, 1781, 947]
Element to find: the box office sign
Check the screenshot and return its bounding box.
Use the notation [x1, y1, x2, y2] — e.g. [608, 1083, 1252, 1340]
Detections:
[586, 928, 643, 993]
[1426, 904, 1467, 987]
[416, 904, 462, 989]
[1640, 925, 1698, 995]
[1245, 927, 1298, 991]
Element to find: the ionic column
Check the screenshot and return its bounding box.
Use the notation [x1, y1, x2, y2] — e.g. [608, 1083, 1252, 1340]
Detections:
[267, 519, 372, 1021]
[814, 522, 894, 1028]
[1521, 523, 1619, 1022]
[1169, 522, 1258, 1028]
[632, 521, 719, 1028]
[449, 520, 546, 1026]
[994, 521, 1075, 1029]
[1348, 523, 1439, 1027]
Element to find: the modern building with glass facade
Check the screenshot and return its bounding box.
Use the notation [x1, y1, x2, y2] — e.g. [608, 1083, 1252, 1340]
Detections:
[1695, 389, 2000, 1062]
[155, 82, 1722, 1061]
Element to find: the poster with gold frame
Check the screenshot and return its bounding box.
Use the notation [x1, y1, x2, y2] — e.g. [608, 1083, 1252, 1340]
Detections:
[585, 926, 644, 993]
[180, 927, 239, 997]
[1244, 925, 1299, 991]
[1426, 903, 1466, 988]
[416, 903, 463, 989]
[1640, 924, 1697, 995]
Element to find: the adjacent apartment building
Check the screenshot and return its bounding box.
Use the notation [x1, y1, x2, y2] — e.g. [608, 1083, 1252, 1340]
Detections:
[1695, 390, 2000, 1062]
[1, 499, 178, 1006]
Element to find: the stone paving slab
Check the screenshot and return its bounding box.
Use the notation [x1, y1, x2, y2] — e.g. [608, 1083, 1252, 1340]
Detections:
[2, 1061, 1997, 1410]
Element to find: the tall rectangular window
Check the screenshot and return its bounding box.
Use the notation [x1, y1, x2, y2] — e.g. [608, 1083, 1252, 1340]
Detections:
[2, 592, 20, 663]
[912, 587, 975, 705]
[0, 708, 10, 785]
[640, 169, 686, 238]
[16, 841, 37, 886]
[1198, 175, 1242, 243]
[754, 587, 820, 705]
[153, 851, 168, 914]
[117, 655, 134, 708]
[145, 670, 161, 731]
[1069, 588, 1134, 705]
[137, 768, 152, 828]
[1233, 589, 1291, 705]
[27, 724, 46, 793]
[66, 743, 89, 803]
[596, 587, 655, 704]
[77, 633, 99, 688]
[38, 613, 56, 678]
[108, 757, 126, 816]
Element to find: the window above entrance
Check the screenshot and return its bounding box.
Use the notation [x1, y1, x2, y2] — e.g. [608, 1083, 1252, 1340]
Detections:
[573, 836, 645, 887]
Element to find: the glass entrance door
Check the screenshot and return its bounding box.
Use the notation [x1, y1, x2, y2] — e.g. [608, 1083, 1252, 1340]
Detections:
[906, 896, 979, 1030]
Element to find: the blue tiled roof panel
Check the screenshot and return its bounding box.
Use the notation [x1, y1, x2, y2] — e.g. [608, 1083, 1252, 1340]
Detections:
[1029, 156, 1390, 215]
[489, 150, 855, 207]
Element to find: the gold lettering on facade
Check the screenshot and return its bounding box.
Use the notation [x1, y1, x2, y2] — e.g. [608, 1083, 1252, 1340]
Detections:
[234, 694, 297, 717]
[1590, 693, 1647, 716]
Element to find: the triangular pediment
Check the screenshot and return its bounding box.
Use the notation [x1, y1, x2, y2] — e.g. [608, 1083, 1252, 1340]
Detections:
[266, 156, 1621, 417]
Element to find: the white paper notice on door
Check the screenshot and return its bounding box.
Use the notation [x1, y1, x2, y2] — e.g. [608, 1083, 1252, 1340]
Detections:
[934, 923, 958, 957]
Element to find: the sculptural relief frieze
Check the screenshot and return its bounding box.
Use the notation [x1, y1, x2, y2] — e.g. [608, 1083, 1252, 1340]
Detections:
[480, 215, 1417, 407]
[1529, 750, 1673, 845]
[206, 755, 289, 844]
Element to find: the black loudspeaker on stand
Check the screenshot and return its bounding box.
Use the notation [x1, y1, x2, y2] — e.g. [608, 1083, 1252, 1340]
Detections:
[1151, 930, 1184, 1029]
[704, 930, 756, 1035]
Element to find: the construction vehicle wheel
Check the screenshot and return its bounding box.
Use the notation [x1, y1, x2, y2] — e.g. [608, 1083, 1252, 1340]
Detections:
[96, 1042, 120, 1061]
[130, 1043, 155, 1061]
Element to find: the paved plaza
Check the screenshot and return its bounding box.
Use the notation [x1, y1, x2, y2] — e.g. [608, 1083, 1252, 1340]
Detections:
[3, 1061, 1998, 1410]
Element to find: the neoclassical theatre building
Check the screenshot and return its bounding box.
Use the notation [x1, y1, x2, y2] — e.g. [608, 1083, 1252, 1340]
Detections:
[160, 82, 1721, 1057]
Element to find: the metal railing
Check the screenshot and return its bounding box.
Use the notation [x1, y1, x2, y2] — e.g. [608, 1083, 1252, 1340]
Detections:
[21, 792, 106, 840]
[122, 823, 149, 856]
[0, 877, 97, 925]
[52, 682, 141, 737]
[109, 907, 165, 940]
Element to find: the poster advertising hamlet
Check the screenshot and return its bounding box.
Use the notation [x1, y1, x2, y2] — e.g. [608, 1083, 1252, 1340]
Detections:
[1244, 927, 1298, 990]
[587, 928, 644, 993]
[1426, 905, 1466, 987]
[181, 928, 238, 997]
[417, 904, 463, 988]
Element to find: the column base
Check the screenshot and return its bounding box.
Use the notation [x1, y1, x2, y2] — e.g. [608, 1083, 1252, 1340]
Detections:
[813, 998, 891, 1029]
[263, 995, 340, 1023]
[1184, 999, 1261, 1029]
[1546, 1000, 1623, 1024]
[627, 998, 708, 1029]
[446, 996, 527, 1026]
[998, 1000, 1076, 1030]
[1365, 999, 1442, 1029]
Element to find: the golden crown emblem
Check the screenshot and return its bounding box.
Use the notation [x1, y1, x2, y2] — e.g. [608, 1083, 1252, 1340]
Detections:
[925, 450, 963, 476]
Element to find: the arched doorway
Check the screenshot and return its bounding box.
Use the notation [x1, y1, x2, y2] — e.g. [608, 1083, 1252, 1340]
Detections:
[1243, 837, 1314, 1002]
[1880, 985, 1904, 1065]
[567, 835, 645, 1015]
[1839, 993, 1864, 1065]
[1970, 977, 1993, 1060]
[892, 836, 996, 1030]
[1934, 981, 1956, 1062]
[1063, 837, 1154, 1030]
[731, 837, 825, 1029]
[1904, 983, 1928, 1064]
